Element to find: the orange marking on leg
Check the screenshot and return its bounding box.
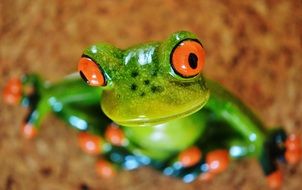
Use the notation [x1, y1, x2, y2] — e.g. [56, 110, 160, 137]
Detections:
[178, 146, 202, 167]
[77, 132, 103, 155]
[96, 159, 116, 178]
[206, 149, 229, 174]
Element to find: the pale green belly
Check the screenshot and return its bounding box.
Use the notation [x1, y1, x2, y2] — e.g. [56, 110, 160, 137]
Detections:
[123, 110, 209, 161]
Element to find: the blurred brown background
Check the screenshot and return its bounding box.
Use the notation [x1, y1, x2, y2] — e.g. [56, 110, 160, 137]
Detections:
[1, 0, 302, 189]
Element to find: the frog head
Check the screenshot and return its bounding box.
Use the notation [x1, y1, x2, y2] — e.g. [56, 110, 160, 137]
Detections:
[78, 31, 209, 127]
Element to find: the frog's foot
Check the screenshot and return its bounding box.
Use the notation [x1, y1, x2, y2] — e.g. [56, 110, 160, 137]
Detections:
[3, 74, 41, 107]
[163, 147, 229, 183]
[77, 123, 127, 154]
[264, 134, 301, 189]
[95, 159, 116, 178]
[261, 131, 301, 189]
[199, 149, 230, 182]
[3, 74, 47, 139]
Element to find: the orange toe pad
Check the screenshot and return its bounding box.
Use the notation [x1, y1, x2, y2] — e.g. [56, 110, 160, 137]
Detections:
[78, 132, 103, 155]
[206, 149, 229, 174]
[96, 160, 115, 178]
[267, 170, 283, 189]
[21, 123, 37, 139]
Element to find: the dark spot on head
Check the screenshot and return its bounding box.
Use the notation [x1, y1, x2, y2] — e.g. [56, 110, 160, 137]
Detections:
[131, 84, 138, 91]
[151, 86, 164, 93]
[151, 70, 157, 77]
[140, 92, 146, 97]
[144, 80, 150, 85]
[188, 53, 198, 69]
[131, 71, 139, 78]
[79, 183, 90, 190]
[40, 167, 52, 177]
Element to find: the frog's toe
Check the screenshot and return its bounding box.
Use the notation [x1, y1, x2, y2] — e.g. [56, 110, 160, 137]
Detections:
[205, 149, 229, 174]
[96, 159, 116, 178]
[77, 132, 104, 155]
[285, 134, 302, 165]
[178, 146, 202, 167]
[21, 122, 37, 139]
[198, 149, 229, 183]
[3, 78, 22, 105]
[266, 169, 283, 189]
[105, 123, 126, 146]
[199, 171, 214, 182]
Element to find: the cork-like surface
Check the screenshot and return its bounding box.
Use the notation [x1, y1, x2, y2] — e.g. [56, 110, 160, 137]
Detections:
[1, 0, 302, 189]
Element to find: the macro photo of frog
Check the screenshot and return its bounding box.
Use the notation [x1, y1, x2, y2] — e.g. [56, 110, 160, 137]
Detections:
[3, 31, 301, 189]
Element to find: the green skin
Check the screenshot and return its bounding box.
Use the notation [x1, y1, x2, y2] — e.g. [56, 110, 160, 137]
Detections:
[15, 31, 287, 182]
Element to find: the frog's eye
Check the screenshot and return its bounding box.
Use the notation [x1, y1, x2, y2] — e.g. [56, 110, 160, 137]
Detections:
[78, 56, 106, 86]
[171, 39, 205, 78]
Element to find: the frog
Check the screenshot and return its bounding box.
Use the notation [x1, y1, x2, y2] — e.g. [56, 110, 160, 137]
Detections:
[3, 31, 301, 188]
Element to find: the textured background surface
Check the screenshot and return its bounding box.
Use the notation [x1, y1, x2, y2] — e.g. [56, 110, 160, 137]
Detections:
[1, 0, 302, 189]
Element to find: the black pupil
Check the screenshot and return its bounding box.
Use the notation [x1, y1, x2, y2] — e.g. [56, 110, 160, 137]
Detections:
[188, 53, 198, 69]
[79, 71, 89, 83]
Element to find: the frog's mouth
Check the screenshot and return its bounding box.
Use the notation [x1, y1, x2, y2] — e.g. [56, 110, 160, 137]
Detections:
[125, 99, 208, 126]
[112, 89, 210, 127]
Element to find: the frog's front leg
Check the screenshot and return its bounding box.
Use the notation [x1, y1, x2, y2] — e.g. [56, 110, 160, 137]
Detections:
[205, 80, 301, 188]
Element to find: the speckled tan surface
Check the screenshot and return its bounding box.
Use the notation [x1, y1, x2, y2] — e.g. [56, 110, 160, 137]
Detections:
[1, 0, 302, 189]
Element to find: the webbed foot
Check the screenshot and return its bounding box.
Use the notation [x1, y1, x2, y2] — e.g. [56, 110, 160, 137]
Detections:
[3, 75, 46, 139]
[261, 130, 301, 189]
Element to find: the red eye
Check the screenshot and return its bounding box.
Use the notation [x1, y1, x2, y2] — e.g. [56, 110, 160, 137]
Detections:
[171, 40, 205, 78]
[78, 57, 106, 86]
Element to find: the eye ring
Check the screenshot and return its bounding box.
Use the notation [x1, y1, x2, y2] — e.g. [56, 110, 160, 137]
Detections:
[78, 56, 106, 86]
[170, 39, 205, 78]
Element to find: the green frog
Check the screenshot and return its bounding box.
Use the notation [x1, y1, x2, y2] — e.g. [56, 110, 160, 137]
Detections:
[3, 31, 301, 188]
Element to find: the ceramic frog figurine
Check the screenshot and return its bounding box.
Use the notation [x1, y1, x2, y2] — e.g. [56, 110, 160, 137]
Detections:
[3, 31, 301, 188]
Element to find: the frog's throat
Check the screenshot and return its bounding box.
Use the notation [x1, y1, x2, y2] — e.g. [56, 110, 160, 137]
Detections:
[115, 90, 210, 127]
